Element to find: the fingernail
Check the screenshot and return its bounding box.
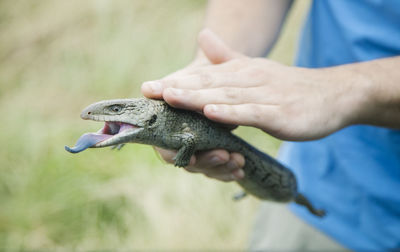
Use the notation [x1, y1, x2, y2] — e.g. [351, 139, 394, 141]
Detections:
[233, 169, 245, 179]
[207, 104, 218, 113]
[167, 88, 184, 96]
[143, 81, 163, 95]
[210, 156, 222, 165]
[226, 160, 238, 171]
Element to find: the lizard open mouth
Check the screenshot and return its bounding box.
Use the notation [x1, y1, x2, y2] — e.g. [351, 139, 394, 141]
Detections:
[65, 122, 139, 153]
[101, 122, 135, 135]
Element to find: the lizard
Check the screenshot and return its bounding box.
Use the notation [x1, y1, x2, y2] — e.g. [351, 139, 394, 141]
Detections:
[65, 98, 326, 217]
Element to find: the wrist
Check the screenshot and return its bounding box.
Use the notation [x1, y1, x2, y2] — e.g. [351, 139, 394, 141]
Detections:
[304, 66, 371, 130]
[350, 58, 400, 128]
[301, 57, 400, 132]
[322, 64, 375, 127]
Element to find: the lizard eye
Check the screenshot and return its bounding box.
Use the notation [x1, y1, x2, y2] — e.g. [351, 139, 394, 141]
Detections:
[109, 105, 123, 113]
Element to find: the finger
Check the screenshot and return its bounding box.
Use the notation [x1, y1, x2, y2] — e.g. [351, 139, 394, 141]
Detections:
[164, 87, 266, 111]
[186, 166, 244, 182]
[161, 72, 260, 91]
[184, 149, 230, 173]
[155, 147, 196, 166]
[162, 61, 209, 80]
[204, 167, 245, 182]
[155, 147, 176, 163]
[141, 60, 211, 99]
[204, 172, 238, 182]
[164, 87, 240, 111]
[141, 69, 201, 98]
[185, 151, 245, 179]
[230, 152, 246, 171]
[198, 29, 244, 64]
[205, 168, 245, 182]
[204, 103, 278, 130]
[195, 149, 230, 168]
[202, 152, 245, 176]
[141, 80, 164, 99]
[184, 59, 248, 76]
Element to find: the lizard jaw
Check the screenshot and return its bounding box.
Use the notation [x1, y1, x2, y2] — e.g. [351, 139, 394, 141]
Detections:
[92, 121, 143, 147]
[65, 121, 143, 153]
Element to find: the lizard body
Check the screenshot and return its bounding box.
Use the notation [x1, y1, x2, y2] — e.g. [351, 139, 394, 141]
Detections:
[65, 98, 325, 217]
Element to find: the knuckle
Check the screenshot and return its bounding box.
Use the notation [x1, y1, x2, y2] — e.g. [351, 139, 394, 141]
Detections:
[230, 58, 245, 66]
[218, 153, 230, 164]
[222, 87, 239, 100]
[231, 153, 245, 168]
[199, 73, 214, 87]
[229, 105, 238, 117]
[162, 79, 176, 88]
[249, 104, 263, 125]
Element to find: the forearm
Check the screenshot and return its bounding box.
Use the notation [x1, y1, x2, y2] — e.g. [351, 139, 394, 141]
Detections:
[202, 0, 293, 57]
[321, 56, 400, 128]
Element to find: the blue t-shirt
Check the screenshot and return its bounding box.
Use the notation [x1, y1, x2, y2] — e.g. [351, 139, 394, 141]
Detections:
[280, 0, 400, 250]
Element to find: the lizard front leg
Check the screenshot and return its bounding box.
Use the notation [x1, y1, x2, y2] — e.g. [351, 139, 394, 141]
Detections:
[171, 132, 197, 167]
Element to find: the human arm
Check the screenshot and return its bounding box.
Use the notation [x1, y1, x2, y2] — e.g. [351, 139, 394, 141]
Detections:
[152, 51, 400, 141]
[202, 0, 293, 57]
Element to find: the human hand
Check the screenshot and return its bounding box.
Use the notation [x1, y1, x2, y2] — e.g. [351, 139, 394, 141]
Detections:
[143, 29, 356, 142]
[142, 29, 358, 182]
[155, 147, 245, 182]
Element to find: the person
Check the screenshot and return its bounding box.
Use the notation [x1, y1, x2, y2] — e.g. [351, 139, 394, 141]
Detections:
[141, 0, 400, 250]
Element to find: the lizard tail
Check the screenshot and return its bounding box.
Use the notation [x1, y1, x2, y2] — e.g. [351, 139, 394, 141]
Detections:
[294, 193, 326, 217]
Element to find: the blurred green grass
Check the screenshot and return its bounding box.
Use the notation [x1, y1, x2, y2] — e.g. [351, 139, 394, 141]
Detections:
[0, 0, 308, 250]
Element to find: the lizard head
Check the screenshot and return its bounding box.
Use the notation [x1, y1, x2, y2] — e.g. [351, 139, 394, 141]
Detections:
[65, 98, 163, 153]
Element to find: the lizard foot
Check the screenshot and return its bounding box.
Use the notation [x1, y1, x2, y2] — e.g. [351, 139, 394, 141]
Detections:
[173, 156, 190, 168]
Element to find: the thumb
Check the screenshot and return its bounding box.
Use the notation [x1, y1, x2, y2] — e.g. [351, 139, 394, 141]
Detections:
[198, 29, 244, 64]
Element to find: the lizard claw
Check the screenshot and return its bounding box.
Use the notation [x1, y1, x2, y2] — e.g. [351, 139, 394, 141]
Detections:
[111, 144, 125, 150]
[172, 156, 190, 168]
[233, 191, 247, 201]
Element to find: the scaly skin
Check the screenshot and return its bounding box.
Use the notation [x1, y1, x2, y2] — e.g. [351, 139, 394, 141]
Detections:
[69, 98, 325, 217]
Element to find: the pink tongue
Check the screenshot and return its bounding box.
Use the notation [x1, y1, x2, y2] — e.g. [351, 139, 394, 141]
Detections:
[120, 123, 134, 131]
[65, 133, 111, 153]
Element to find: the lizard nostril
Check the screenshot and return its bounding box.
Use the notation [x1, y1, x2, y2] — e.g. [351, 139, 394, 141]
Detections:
[88, 112, 91, 115]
